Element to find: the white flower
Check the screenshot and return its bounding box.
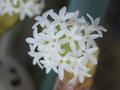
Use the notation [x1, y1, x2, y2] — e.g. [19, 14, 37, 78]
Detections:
[83, 33, 100, 48]
[0, 0, 45, 20]
[28, 49, 44, 69]
[40, 49, 70, 80]
[32, 10, 53, 29]
[50, 7, 75, 22]
[56, 54, 73, 80]
[40, 56, 58, 74]
[61, 25, 81, 51]
[26, 28, 42, 52]
[80, 47, 98, 65]
[39, 28, 65, 51]
[69, 60, 91, 83]
[74, 65, 91, 83]
[26, 6, 107, 83]
[49, 7, 75, 29]
[87, 14, 107, 37]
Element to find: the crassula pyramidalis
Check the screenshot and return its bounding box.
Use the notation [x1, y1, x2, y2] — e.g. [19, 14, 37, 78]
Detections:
[26, 7, 107, 83]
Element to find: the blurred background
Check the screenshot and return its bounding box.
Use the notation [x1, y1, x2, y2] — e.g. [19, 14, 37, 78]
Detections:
[0, 0, 120, 90]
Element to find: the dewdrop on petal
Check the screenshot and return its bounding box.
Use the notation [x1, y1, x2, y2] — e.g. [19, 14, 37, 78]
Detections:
[0, 0, 45, 20]
[26, 6, 107, 83]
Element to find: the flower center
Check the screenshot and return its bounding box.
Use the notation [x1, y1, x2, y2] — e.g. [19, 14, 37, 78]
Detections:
[59, 60, 64, 63]
[68, 36, 72, 40]
[53, 39, 56, 42]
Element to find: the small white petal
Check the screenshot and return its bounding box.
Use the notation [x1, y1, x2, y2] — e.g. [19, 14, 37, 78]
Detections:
[32, 22, 40, 29]
[54, 42, 61, 51]
[79, 73, 84, 83]
[43, 9, 53, 17]
[94, 18, 100, 26]
[71, 25, 77, 35]
[39, 33, 51, 41]
[50, 12, 60, 20]
[33, 28, 38, 38]
[20, 12, 25, 20]
[53, 67, 58, 73]
[35, 16, 43, 21]
[59, 6, 66, 18]
[96, 26, 107, 32]
[87, 13, 94, 25]
[46, 68, 51, 74]
[29, 45, 36, 52]
[58, 66, 64, 80]
[72, 36, 81, 40]
[88, 54, 97, 64]
[33, 58, 39, 65]
[64, 13, 75, 20]
[78, 40, 85, 50]
[70, 41, 76, 51]
[90, 34, 100, 39]
[55, 30, 65, 39]
[91, 40, 97, 47]
[78, 25, 85, 31]
[48, 29, 54, 37]
[38, 62, 43, 69]
[68, 77, 77, 84]
[78, 17, 86, 23]
[96, 30, 103, 37]
[84, 73, 91, 78]
[86, 41, 91, 48]
[74, 10, 79, 18]
[59, 38, 68, 44]
[87, 47, 98, 54]
[26, 38, 35, 44]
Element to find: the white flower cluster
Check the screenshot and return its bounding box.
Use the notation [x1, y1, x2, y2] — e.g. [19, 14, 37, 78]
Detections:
[0, 0, 44, 20]
[26, 7, 107, 83]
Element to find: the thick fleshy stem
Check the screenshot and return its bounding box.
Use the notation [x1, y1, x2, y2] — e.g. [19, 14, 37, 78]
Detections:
[54, 79, 91, 90]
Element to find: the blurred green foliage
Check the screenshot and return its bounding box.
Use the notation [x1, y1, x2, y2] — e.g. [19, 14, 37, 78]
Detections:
[0, 14, 19, 35]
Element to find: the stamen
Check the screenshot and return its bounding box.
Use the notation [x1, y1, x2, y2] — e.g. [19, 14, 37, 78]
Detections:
[59, 60, 64, 63]
[53, 39, 56, 42]
[68, 36, 72, 40]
